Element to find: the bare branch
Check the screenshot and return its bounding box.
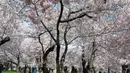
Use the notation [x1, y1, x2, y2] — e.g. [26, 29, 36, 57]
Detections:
[68, 36, 80, 44]
[33, 4, 57, 43]
[70, 8, 84, 14]
[60, 13, 93, 23]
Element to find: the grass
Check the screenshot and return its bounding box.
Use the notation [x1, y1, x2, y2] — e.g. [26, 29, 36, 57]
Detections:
[3, 70, 16, 73]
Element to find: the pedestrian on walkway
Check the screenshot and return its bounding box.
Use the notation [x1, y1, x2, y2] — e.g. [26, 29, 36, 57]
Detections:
[19, 67, 22, 73]
[49, 68, 54, 73]
[71, 66, 77, 73]
[64, 66, 68, 73]
[33, 66, 37, 73]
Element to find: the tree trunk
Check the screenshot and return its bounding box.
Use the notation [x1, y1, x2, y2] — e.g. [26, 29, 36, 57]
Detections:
[16, 66, 19, 73]
[60, 62, 64, 73]
[56, 44, 60, 73]
[86, 60, 93, 73]
[56, 0, 63, 73]
[10, 62, 13, 71]
[38, 65, 42, 73]
[38, 55, 42, 73]
[126, 69, 130, 73]
[24, 65, 27, 73]
[108, 67, 110, 73]
[59, 23, 69, 73]
[93, 67, 96, 73]
[42, 58, 48, 73]
[56, 63, 60, 73]
[42, 63, 48, 73]
[42, 45, 55, 73]
[82, 59, 87, 73]
[28, 66, 31, 73]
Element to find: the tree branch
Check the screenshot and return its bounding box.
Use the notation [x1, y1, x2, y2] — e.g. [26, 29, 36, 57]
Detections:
[4, 51, 18, 66]
[60, 13, 93, 23]
[43, 45, 55, 59]
[0, 37, 10, 46]
[61, 24, 68, 62]
[68, 36, 80, 44]
[70, 8, 84, 14]
[33, 4, 57, 43]
[8, 60, 18, 66]
[38, 31, 49, 53]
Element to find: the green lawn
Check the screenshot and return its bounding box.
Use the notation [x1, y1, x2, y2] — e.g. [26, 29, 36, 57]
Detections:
[3, 70, 16, 73]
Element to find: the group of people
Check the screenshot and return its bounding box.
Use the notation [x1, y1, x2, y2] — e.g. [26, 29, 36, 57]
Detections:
[19, 66, 54, 73]
[19, 66, 77, 73]
[64, 66, 78, 73]
[19, 66, 37, 73]
[0, 63, 77, 73]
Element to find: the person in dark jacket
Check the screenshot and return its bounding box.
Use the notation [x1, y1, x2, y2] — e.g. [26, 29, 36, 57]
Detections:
[99, 71, 102, 73]
[0, 64, 3, 73]
[64, 66, 68, 73]
[71, 66, 77, 73]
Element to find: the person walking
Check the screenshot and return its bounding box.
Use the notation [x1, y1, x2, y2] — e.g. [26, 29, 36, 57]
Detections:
[48, 68, 54, 73]
[33, 66, 37, 73]
[19, 67, 22, 73]
[64, 66, 68, 73]
[71, 66, 77, 73]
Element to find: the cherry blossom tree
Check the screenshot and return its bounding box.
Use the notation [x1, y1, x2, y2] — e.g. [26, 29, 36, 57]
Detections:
[1, 0, 130, 73]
